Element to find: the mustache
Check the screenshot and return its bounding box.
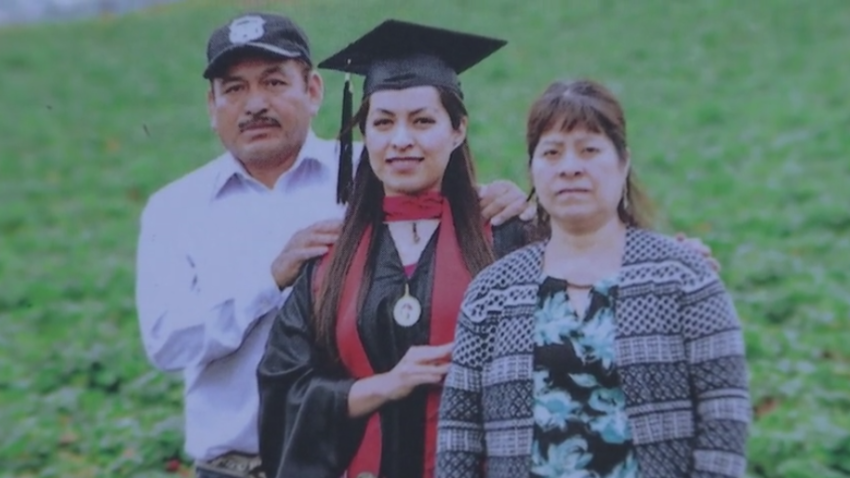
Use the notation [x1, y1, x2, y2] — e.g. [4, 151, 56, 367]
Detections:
[239, 116, 280, 131]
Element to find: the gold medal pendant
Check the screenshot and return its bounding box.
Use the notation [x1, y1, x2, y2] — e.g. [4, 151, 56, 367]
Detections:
[393, 283, 422, 327]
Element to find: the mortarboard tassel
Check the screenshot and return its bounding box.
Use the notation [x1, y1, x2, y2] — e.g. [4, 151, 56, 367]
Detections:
[336, 69, 354, 204]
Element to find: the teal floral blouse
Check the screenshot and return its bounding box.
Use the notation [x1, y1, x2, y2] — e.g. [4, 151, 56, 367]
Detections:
[531, 276, 638, 478]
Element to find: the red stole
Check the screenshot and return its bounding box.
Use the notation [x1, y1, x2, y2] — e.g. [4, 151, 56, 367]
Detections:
[316, 191, 490, 478]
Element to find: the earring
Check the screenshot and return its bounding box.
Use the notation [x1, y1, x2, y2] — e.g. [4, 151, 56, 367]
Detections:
[622, 183, 630, 210]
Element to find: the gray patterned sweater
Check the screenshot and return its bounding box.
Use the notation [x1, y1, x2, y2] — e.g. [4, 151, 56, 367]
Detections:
[436, 227, 751, 478]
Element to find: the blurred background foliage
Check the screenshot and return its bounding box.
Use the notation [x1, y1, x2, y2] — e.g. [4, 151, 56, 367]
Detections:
[1, 0, 848, 476]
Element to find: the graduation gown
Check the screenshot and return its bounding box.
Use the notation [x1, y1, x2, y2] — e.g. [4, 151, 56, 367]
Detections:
[257, 218, 527, 478]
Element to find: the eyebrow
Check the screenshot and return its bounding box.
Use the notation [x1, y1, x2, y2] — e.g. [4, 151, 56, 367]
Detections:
[374, 107, 429, 116]
[218, 75, 244, 84]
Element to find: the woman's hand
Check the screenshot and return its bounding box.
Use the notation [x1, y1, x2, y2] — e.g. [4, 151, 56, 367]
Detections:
[348, 342, 453, 418]
[380, 343, 454, 400]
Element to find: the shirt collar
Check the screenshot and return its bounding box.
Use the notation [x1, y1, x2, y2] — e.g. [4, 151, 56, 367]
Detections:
[209, 129, 333, 199]
[288, 129, 337, 171]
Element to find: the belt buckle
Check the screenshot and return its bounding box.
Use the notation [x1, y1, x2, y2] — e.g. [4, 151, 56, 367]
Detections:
[196, 452, 264, 478]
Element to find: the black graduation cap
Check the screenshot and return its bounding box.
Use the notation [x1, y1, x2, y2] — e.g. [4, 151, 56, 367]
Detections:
[317, 19, 507, 204]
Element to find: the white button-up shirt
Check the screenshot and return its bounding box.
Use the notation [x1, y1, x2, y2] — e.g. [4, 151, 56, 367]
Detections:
[135, 131, 354, 461]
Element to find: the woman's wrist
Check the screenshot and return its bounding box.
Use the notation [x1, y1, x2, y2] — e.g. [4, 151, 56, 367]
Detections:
[348, 373, 396, 418]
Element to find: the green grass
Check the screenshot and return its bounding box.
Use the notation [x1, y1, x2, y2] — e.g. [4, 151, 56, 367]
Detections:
[1, 0, 849, 476]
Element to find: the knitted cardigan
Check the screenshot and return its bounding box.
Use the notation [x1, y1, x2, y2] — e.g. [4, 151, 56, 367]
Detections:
[436, 227, 751, 478]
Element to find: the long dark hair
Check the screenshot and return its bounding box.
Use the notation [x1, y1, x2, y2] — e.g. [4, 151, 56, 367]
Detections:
[313, 88, 494, 365]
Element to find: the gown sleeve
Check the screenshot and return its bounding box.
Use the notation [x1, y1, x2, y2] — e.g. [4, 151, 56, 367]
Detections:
[257, 259, 367, 478]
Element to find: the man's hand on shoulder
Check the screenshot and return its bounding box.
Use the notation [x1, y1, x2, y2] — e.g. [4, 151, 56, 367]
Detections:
[271, 219, 342, 289]
[675, 233, 721, 272]
[478, 180, 535, 226]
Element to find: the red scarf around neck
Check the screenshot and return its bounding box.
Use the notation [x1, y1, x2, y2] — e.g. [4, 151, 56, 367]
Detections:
[382, 191, 444, 222]
[315, 191, 490, 478]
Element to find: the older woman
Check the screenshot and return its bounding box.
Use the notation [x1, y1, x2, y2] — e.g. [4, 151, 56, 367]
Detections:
[436, 79, 751, 478]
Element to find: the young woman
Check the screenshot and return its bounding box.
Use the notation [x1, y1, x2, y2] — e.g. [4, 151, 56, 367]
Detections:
[436, 79, 751, 478]
[255, 20, 527, 478]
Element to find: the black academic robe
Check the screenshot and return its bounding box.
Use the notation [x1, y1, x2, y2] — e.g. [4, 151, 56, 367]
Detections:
[257, 218, 527, 478]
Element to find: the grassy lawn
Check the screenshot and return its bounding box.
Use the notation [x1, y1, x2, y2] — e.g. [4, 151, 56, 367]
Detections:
[1, 0, 848, 476]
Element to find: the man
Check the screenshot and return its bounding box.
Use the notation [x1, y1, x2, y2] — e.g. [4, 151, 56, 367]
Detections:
[135, 12, 533, 478]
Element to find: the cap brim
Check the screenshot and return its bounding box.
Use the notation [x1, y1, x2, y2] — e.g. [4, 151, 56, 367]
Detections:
[203, 42, 307, 79]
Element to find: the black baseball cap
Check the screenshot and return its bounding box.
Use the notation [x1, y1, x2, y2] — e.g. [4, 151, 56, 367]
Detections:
[203, 12, 312, 79]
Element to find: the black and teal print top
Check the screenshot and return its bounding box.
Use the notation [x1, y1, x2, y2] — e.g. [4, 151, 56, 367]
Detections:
[531, 276, 637, 478]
